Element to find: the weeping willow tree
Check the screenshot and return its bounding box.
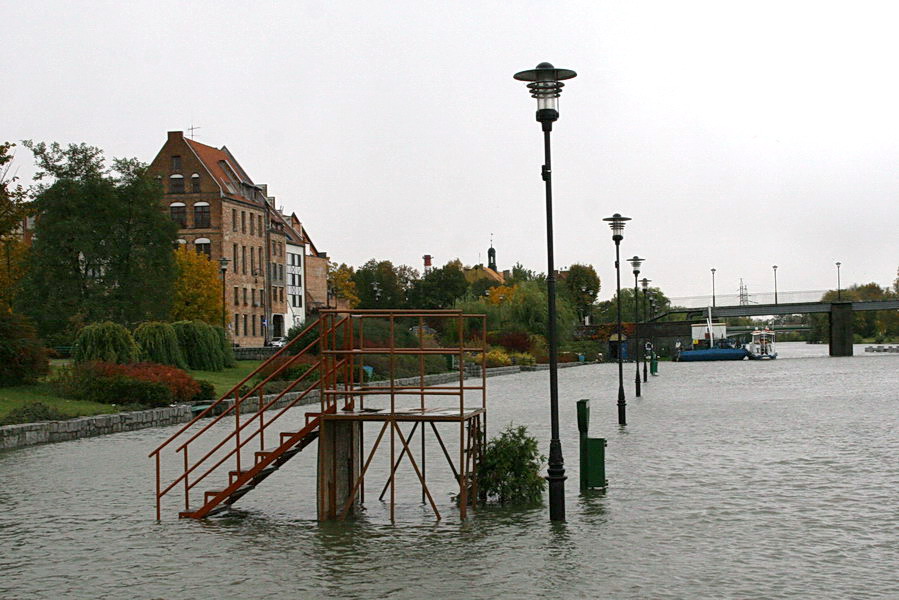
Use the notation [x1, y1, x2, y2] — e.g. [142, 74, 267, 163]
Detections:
[72, 321, 139, 364]
[134, 321, 187, 369]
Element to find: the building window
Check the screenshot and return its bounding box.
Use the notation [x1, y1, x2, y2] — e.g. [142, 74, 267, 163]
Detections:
[169, 174, 184, 194]
[191, 173, 201, 193]
[172, 155, 181, 171]
[250, 247, 255, 275]
[242, 246, 247, 274]
[241, 211, 246, 233]
[243, 288, 248, 306]
[233, 286, 239, 305]
[169, 202, 186, 227]
[232, 243, 238, 272]
[258, 215, 263, 237]
[252, 289, 256, 307]
[232, 209, 237, 232]
[243, 314, 248, 337]
[250, 214, 255, 236]
[252, 317, 256, 337]
[193, 202, 210, 228]
[260, 288, 265, 306]
[234, 313, 240, 336]
[194, 238, 211, 258]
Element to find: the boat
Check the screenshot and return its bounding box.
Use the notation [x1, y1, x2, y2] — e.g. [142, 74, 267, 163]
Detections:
[675, 308, 749, 362]
[746, 328, 777, 360]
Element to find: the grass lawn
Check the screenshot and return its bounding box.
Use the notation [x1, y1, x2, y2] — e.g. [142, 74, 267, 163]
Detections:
[0, 360, 265, 422]
[186, 360, 263, 397]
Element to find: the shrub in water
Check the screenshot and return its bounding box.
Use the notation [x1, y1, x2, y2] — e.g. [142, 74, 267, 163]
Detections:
[477, 424, 546, 505]
[72, 321, 139, 364]
[134, 322, 187, 369]
[0, 312, 49, 386]
[172, 320, 225, 371]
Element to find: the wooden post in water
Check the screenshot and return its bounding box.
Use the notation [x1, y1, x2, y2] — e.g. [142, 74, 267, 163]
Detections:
[317, 420, 362, 520]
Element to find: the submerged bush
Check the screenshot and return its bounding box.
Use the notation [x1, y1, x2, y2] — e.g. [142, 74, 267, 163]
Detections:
[72, 321, 139, 365]
[134, 321, 187, 369]
[477, 424, 545, 505]
[0, 312, 49, 386]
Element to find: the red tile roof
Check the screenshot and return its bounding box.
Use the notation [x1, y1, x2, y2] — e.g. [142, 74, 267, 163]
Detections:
[185, 138, 256, 204]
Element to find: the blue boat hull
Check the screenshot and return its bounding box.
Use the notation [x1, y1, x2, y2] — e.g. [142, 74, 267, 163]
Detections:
[677, 348, 748, 362]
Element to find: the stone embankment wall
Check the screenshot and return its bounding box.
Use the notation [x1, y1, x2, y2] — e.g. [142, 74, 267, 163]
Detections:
[0, 362, 596, 451]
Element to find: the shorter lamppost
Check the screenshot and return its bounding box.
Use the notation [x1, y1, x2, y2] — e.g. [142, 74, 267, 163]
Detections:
[219, 256, 230, 329]
[627, 256, 644, 397]
[640, 277, 651, 383]
[711, 268, 717, 307]
[603, 213, 631, 426]
[772, 265, 778, 304]
[835, 261, 842, 300]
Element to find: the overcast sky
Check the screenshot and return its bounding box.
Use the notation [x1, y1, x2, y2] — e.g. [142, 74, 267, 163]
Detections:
[5, 1, 898, 301]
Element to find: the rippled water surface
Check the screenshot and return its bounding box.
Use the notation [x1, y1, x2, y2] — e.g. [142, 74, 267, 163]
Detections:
[1, 344, 897, 599]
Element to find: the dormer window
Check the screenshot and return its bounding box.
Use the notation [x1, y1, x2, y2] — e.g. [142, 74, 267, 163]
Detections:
[191, 173, 201, 193]
[169, 174, 184, 194]
[172, 155, 181, 171]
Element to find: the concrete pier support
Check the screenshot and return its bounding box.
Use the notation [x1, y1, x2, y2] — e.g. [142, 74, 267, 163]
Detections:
[829, 302, 854, 357]
[317, 420, 362, 520]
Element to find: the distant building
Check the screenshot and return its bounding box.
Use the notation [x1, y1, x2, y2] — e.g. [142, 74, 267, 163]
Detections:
[148, 131, 329, 345]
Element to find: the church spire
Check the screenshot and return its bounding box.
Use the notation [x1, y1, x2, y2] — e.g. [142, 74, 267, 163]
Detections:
[487, 233, 497, 271]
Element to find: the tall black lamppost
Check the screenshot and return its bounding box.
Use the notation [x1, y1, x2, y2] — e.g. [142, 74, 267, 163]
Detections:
[640, 277, 651, 383]
[711, 268, 717, 307]
[219, 256, 230, 329]
[603, 213, 631, 426]
[514, 61, 577, 522]
[835, 261, 842, 300]
[772, 265, 778, 304]
[627, 256, 644, 397]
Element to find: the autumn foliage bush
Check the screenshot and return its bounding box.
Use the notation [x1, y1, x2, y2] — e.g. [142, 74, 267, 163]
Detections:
[53, 361, 201, 406]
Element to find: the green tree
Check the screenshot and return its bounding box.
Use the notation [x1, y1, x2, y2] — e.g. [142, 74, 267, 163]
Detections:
[16, 141, 177, 341]
[594, 286, 672, 325]
[410, 259, 469, 309]
[353, 259, 417, 308]
[561, 264, 600, 321]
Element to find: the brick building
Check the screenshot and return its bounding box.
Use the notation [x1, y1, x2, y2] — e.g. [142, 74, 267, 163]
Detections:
[149, 131, 329, 346]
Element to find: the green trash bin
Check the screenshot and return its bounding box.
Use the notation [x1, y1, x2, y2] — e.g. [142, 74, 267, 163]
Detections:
[576, 399, 608, 490]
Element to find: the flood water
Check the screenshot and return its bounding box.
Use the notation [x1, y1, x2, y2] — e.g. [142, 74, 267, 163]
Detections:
[1, 343, 897, 599]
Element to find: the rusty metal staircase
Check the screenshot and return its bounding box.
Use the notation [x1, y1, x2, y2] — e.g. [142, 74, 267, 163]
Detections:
[150, 315, 349, 519]
[151, 309, 488, 521]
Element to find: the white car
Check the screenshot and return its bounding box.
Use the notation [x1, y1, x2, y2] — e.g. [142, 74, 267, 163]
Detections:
[270, 337, 286, 348]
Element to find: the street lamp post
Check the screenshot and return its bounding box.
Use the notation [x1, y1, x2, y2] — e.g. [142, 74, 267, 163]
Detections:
[627, 256, 644, 397]
[514, 62, 577, 522]
[711, 268, 717, 307]
[773, 265, 778, 304]
[835, 261, 842, 300]
[640, 277, 651, 383]
[219, 256, 230, 330]
[603, 213, 631, 426]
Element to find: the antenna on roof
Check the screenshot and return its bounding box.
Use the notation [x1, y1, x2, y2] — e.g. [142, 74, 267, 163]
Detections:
[188, 124, 201, 139]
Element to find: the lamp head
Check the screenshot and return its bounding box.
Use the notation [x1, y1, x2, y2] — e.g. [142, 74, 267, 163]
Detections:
[602, 213, 630, 241]
[640, 277, 651, 290]
[514, 62, 577, 122]
[627, 255, 644, 275]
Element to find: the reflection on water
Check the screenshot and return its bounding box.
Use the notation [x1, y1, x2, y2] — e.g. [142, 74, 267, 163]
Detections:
[0, 343, 897, 599]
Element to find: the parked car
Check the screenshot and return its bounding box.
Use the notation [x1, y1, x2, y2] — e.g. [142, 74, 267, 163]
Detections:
[270, 337, 286, 348]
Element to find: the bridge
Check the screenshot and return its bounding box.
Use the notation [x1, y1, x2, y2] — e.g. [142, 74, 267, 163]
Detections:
[650, 299, 899, 357]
